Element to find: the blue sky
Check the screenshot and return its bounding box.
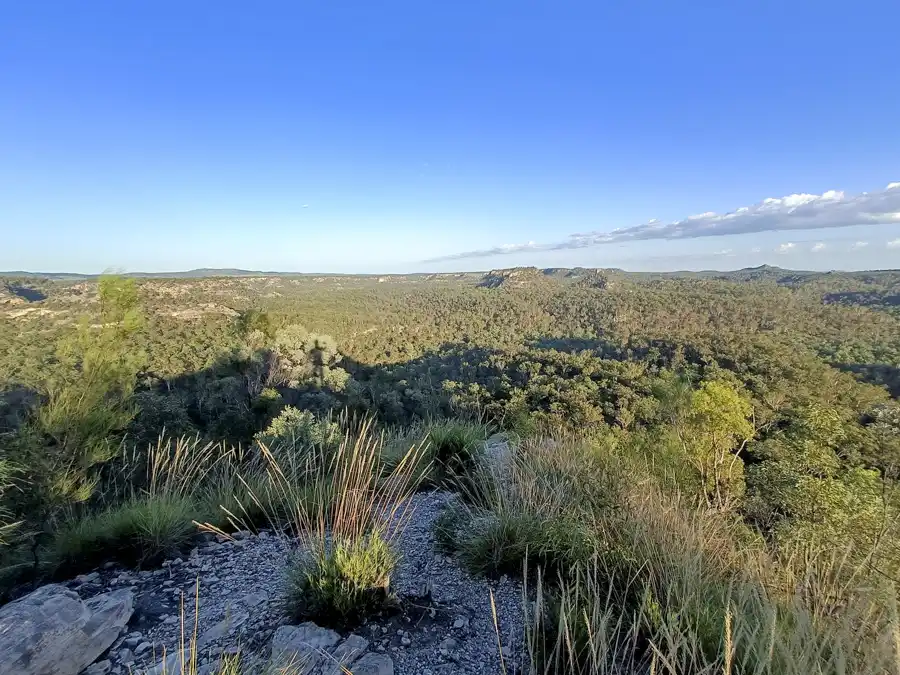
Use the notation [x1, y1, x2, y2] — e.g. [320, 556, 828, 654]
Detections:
[2, 1, 899, 274]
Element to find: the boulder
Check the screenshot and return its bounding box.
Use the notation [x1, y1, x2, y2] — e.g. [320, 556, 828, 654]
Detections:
[270, 622, 340, 674]
[0, 584, 133, 675]
[138, 651, 218, 675]
[322, 634, 369, 675]
[351, 653, 394, 675]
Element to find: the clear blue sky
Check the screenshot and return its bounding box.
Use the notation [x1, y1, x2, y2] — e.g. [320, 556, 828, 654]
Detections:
[2, 1, 899, 274]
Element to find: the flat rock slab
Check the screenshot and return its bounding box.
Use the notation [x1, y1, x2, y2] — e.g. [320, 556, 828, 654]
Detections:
[0, 584, 133, 675]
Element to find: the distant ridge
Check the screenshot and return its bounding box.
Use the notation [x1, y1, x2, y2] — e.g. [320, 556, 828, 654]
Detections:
[0, 268, 310, 280]
[2, 265, 898, 282]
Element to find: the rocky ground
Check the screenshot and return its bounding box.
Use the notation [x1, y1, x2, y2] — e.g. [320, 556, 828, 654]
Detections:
[0, 490, 526, 675]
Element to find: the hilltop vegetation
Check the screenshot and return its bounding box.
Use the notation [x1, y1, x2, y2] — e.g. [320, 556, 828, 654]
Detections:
[2, 266, 900, 672]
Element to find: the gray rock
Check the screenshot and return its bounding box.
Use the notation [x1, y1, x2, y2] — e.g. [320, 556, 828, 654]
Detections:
[115, 648, 134, 665]
[0, 584, 133, 675]
[140, 651, 217, 675]
[321, 634, 369, 675]
[240, 591, 268, 607]
[83, 661, 112, 675]
[196, 611, 249, 649]
[351, 653, 394, 675]
[270, 622, 340, 674]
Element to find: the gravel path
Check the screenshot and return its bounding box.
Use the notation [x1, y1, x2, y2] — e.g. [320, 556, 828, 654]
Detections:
[65, 490, 526, 674]
[380, 491, 526, 674]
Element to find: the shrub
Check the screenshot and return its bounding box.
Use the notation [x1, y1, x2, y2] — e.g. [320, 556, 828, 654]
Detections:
[51, 495, 197, 574]
[278, 418, 426, 628]
[255, 407, 341, 457]
[422, 419, 488, 487]
[287, 533, 397, 625]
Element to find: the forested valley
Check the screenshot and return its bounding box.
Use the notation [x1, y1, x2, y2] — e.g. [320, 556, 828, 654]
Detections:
[2, 265, 900, 674]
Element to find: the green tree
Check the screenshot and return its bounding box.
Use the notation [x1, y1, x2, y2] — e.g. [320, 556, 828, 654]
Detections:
[9, 275, 146, 572]
[746, 405, 900, 574]
[678, 380, 755, 508]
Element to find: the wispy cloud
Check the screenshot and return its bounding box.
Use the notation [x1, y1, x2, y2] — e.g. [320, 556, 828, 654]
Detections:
[888, 238, 900, 248]
[432, 241, 539, 261]
[425, 181, 900, 262]
[851, 241, 869, 249]
[776, 242, 796, 254]
[811, 242, 826, 252]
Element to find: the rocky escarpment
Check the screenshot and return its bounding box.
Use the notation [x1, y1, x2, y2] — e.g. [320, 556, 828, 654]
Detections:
[0, 491, 524, 675]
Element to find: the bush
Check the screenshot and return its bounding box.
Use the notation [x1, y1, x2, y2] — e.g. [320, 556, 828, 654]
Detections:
[448, 510, 596, 578]
[422, 420, 488, 486]
[255, 407, 341, 457]
[51, 495, 197, 574]
[286, 533, 397, 626]
[276, 418, 425, 628]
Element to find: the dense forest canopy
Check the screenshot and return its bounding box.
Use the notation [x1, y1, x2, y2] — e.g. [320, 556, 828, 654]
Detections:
[2, 266, 900, 612]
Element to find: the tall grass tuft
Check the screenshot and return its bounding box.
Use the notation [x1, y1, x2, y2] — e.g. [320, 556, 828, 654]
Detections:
[443, 433, 900, 675]
[260, 417, 429, 627]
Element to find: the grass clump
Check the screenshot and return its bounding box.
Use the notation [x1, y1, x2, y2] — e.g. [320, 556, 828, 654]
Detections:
[434, 431, 900, 675]
[436, 435, 609, 578]
[439, 506, 595, 578]
[287, 533, 397, 625]
[425, 419, 488, 481]
[379, 418, 489, 490]
[51, 494, 197, 574]
[276, 418, 426, 628]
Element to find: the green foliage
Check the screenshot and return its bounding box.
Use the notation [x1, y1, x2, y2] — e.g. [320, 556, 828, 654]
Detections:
[422, 420, 488, 486]
[0, 459, 21, 546]
[4, 265, 900, 651]
[254, 406, 341, 456]
[745, 404, 900, 575]
[286, 533, 397, 626]
[129, 390, 198, 448]
[1, 275, 147, 577]
[682, 380, 754, 507]
[51, 495, 197, 574]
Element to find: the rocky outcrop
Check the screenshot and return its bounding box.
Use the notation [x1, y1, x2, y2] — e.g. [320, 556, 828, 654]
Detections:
[0, 490, 524, 675]
[0, 584, 133, 675]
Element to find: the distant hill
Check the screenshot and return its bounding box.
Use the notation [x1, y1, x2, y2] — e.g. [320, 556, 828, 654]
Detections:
[0, 268, 284, 279]
[2, 265, 898, 283]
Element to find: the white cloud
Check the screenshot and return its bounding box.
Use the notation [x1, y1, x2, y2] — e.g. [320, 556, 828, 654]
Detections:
[431, 241, 539, 261]
[750, 247, 762, 254]
[811, 242, 826, 252]
[776, 242, 796, 254]
[851, 241, 869, 249]
[888, 238, 900, 248]
[425, 180, 900, 262]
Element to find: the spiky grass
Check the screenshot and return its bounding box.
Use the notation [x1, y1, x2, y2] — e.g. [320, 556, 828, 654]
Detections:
[52, 494, 197, 573]
[287, 533, 398, 624]
[424, 419, 489, 487]
[253, 417, 429, 627]
[458, 434, 900, 675]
